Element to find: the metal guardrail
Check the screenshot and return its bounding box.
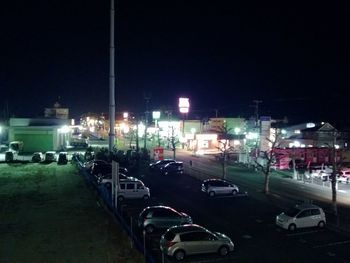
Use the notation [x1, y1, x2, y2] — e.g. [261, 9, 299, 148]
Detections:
[71, 155, 156, 263]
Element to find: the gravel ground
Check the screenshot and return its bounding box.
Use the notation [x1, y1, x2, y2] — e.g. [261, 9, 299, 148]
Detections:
[0, 162, 143, 263]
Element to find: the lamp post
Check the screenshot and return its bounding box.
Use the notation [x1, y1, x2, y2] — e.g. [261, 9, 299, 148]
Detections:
[152, 111, 161, 147]
[179, 98, 190, 149]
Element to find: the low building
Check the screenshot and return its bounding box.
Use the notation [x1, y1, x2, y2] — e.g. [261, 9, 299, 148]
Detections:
[8, 118, 72, 153]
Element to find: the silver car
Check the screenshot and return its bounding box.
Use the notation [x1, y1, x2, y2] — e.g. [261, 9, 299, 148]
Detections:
[160, 224, 234, 261]
[201, 179, 239, 197]
[138, 206, 192, 234]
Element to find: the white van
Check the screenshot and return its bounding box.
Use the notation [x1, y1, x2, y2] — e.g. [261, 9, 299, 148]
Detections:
[117, 178, 150, 202]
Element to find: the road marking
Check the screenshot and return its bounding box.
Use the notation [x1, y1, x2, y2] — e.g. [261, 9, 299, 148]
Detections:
[326, 252, 336, 257]
[242, 234, 252, 239]
[337, 190, 346, 193]
[255, 219, 263, 223]
[286, 229, 325, 237]
[313, 240, 350, 248]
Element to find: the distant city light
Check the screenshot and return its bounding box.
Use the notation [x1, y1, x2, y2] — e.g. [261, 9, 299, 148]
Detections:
[234, 127, 241, 134]
[246, 132, 258, 140]
[306, 123, 315, 128]
[138, 122, 145, 137]
[152, 111, 161, 119]
[293, 141, 301, 147]
[191, 128, 196, 134]
[58, 125, 70, 134]
[294, 130, 301, 134]
[233, 140, 240, 146]
[120, 123, 129, 133]
[123, 112, 128, 119]
[179, 97, 190, 113]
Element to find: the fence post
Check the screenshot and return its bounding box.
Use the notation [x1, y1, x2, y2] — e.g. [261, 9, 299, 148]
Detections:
[130, 216, 133, 249]
[143, 230, 146, 263]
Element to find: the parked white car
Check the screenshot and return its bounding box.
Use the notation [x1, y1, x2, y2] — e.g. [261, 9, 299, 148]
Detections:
[276, 204, 326, 231]
[310, 166, 332, 181]
[337, 169, 350, 184]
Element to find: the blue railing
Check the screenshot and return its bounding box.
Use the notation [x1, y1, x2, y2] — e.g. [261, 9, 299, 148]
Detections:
[71, 154, 156, 263]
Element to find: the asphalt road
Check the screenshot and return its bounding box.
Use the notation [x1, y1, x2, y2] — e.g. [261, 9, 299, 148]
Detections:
[174, 150, 350, 213]
[116, 151, 350, 263]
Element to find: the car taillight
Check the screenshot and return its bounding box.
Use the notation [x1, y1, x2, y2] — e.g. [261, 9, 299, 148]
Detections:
[166, 241, 177, 247]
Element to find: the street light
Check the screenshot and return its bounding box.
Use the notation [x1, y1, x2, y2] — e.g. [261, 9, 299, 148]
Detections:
[152, 111, 161, 147]
[123, 112, 128, 120]
[178, 98, 190, 149]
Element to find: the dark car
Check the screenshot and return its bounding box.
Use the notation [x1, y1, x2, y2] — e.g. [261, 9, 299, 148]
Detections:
[160, 162, 184, 175]
[149, 159, 176, 171]
[138, 206, 192, 234]
[96, 172, 131, 186]
[90, 160, 128, 177]
[289, 159, 307, 170]
[32, 152, 44, 163]
[57, 152, 68, 165]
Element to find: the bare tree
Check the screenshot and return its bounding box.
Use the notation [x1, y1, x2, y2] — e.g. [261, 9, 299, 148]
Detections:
[255, 130, 282, 194]
[216, 123, 235, 179]
[168, 126, 179, 159]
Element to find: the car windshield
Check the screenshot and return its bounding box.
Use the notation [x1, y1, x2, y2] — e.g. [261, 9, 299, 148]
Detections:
[164, 231, 176, 241]
[284, 207, 301, 217]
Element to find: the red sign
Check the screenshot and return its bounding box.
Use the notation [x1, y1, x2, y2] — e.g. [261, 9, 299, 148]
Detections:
[153, 147, 164, 161]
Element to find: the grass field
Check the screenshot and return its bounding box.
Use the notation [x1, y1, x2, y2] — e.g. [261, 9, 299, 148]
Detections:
[0, 162, 143, 263]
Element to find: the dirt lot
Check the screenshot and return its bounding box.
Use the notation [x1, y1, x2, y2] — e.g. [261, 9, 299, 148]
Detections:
[0, 162, 143, 263]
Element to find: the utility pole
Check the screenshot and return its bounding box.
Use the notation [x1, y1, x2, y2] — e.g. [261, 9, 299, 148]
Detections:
[252, 100, 262, 126]
[331, 130, 338, 216]
[251, 100, 262, 158]
[143, 94, 151, 150]
[136, 114, 139, 152]
[108, 0, 116, 152]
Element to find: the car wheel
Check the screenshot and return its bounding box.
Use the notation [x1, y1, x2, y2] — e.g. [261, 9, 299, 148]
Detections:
[174, 249, 185, 261]
[209, 191, 215, 197]
[218, 245, 229, 256]
[288, 224, 296, 231]
[117, 195, 124, 202]
[143, 195, 150, 200]
[232, 189, 238, 195]
[145, 224, 155, 234]
[318, 221, 326, 228]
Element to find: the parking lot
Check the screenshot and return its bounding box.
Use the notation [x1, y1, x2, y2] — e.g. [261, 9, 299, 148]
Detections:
[0, 161, 143, 263]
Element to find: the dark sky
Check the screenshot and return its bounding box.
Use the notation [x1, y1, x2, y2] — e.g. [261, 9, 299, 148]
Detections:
[1, 1, 349, 123]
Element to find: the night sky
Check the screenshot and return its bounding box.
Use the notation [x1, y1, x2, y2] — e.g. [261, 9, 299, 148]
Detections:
[1, 1, 349, 123]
